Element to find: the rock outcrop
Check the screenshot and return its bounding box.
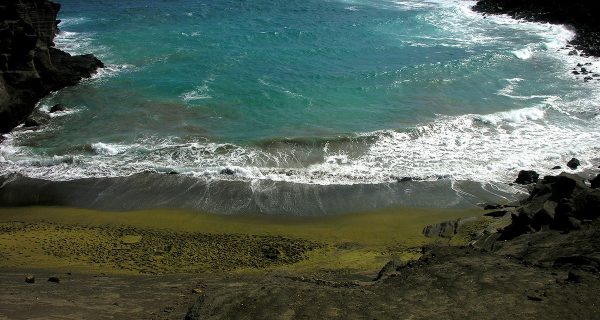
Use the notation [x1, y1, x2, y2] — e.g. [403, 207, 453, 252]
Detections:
[473, 0, 600, 56]
[0, 0, 103, 133]
[491, 172, 600, 240]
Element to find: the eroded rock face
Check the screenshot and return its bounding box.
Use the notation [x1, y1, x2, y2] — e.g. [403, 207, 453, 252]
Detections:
[500, 172, 600, 240]
[0, 0, 103, 133]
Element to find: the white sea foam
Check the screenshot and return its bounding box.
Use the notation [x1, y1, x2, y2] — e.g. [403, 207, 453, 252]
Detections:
[58, 17, 89, 28]
[513, 47, 533, 60]
[90, 64, 136, 81]
[475, 106, 546, 125]
[91, 142, 130, 156]
[181, 84, 213, 101]
[2, 0, 600, 195]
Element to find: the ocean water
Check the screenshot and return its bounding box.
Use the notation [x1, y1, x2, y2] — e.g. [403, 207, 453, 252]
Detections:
[1, 0, 599, 214]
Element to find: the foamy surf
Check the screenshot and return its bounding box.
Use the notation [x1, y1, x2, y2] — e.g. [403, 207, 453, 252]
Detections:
[2, 0, 599, 212]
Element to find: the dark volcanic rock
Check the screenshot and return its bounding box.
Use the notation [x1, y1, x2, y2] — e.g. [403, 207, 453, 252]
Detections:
[49, 103, 65, 113]
[566, 158, 580, 169]
[0, 0, 103, 133]
[500, 172, 600, 240]
[473, 0, 600, 56]
[47, 276, 60, 283]
[219, 168, 235, 175]
[591, 174, 600, 189]
[25, 275, 35, 283]
[515, 170, 539, 185]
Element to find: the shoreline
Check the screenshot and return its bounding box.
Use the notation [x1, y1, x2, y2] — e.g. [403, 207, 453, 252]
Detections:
[0, 170, 599, 319]
[473, 0, 600, 57]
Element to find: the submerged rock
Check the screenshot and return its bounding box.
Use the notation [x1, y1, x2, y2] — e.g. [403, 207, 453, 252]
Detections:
[567, 158, 580, 169]
[220, 168, 235, 175]
[49, 104, 66, 113]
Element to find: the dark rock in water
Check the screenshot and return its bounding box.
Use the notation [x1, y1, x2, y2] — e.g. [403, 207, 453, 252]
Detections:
[472, 0, 600, 57]
[0, 0, 103, 133]
[220, 168, 235, 175]
[25, 275, 35, 283]
[397, 177, 413, 182]
[48, 276, 60, 283]
[572, 70, 580, 75]
[566, 158, 581, 170]
[515, 170, 539, 185]
[552, 166, 562, 170]
[49, 104, 66, 113]
[23, 118, 41, 128]
[591, 174, 600, 189]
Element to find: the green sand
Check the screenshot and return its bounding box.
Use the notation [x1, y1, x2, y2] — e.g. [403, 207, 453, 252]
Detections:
[0, 206, 483, 275]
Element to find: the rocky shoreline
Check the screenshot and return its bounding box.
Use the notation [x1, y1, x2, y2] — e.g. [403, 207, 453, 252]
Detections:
[0, 0, 103, 134]
[473, 0, 600, 56]
[0, 169, 598, 319]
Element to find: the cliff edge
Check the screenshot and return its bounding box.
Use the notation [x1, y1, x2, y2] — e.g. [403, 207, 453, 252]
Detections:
[0, 0, 103, 133]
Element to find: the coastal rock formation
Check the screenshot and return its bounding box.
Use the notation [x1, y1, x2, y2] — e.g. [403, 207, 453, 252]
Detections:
[473, 0, 600, 56]
[499, 172, 600, 240]
[0, 0, 103, 133]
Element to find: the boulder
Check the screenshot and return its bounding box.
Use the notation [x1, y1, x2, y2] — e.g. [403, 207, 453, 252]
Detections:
[220, 168, 235, 175]
[567, 158, 580, 169]
[590, 174, 600, 189]
[515, 170, 539, 185]
[49, 104, 66, 113]
[25, 275, 35, 283]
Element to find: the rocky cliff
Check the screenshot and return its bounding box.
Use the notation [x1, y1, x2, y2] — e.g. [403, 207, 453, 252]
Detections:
[0, 0, 103, 133]
[473, 0, 600, 56]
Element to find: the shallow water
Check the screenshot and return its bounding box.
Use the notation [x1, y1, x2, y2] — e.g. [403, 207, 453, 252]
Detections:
[1, 0, 599, 213]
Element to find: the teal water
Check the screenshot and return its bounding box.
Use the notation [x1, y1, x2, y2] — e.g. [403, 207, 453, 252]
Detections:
[1, 0, 599, 203]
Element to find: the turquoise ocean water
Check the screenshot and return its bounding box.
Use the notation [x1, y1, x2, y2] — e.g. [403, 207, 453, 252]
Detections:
[1, 0, 599, 213]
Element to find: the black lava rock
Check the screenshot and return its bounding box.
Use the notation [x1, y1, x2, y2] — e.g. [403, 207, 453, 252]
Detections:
[567, 158, 581, 170]
[220, 168, 235, 175]
[48, 277, 60, 283]
[591, 174, 600, 189]
[515, 170, 539, 185]
[50, 104, 66, 113]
